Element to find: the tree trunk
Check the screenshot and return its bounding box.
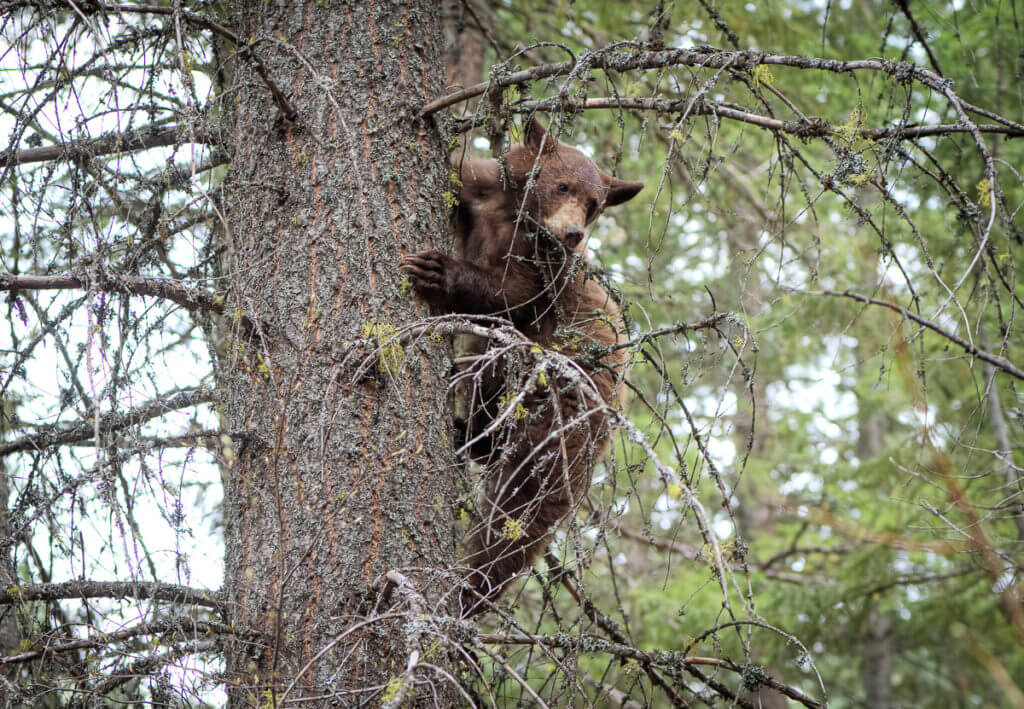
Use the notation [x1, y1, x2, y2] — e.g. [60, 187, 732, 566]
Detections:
[855, 245, 894, 709]
[442, 0, 491, 100]
[0, 468, 20, 704]
[723, 173, 789, 709]
[861, 605, 894, 709]
[0, 402, 22, 703]
[220, 2, 456, 704]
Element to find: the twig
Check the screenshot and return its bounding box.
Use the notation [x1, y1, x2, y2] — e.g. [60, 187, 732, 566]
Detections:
[544, 552, 691, 707]
[109, 4, 297, 120]
[92, 639, 218, 695]
[507, 96, 1024, 140]
[609, 312, 730, 351]
[894, 0, 943, 76]
[480, 633, 822, 708]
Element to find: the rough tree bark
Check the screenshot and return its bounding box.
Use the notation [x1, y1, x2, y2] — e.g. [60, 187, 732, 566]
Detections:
[219, 1, 457, 704]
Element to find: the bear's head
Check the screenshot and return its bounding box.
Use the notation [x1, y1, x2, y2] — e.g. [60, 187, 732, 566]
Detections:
[506, 118, 644, 252]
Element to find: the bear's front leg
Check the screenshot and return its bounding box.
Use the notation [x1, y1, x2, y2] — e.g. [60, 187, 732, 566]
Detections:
[401, 249, 459, 311]
[402, 249, 513, 316]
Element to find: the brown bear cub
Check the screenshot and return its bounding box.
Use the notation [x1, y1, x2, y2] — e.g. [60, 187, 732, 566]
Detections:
[402, 118, 643, 615]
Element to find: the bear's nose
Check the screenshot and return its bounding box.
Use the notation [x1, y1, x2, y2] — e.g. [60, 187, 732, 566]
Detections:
[564, 225, 584, 249]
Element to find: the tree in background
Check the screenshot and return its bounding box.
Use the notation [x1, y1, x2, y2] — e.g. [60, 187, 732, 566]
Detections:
[0, 0, 1022, 706]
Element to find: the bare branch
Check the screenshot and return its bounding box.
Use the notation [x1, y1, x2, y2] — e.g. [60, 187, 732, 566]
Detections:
[0, 580, 223, 611]
[543, 552, 691, 707]
[0, 387, 217, 458]
[422, 45, 1024, 134]
[894, 0, 944, 76]
[0, 124, 212, 168]
[92, 640, 218, 695]
[480, 633, 823, 708]
[510, 96, 1024, 140]
[0, 618, 239, 667]
[609, 312, 731, 351]
[813, 290, 1024, 382]
[108, 4, 298, 121]
[0, 271, 225, 315]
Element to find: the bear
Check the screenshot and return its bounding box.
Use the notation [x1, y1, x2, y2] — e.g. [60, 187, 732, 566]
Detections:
[401, 118, 643, 615]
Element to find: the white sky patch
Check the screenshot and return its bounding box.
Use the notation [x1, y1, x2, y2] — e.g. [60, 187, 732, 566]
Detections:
[713, 515, 734, 539]
[780, 471, 823, 495]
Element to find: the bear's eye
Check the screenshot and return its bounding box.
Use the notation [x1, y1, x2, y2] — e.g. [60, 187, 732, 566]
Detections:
[557, 183, 569, 193]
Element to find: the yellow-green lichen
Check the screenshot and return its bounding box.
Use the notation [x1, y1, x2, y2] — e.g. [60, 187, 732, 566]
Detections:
[751, 64, 774, 90]
[847, 171, 876, 185]
[255, 354, 270, 380]
[977, 178, 992, 207]
[502, 517, 526, 540]
[380, 676, 404, 705]
[498, 391, 529, 420]
[361, 321, 405, 376]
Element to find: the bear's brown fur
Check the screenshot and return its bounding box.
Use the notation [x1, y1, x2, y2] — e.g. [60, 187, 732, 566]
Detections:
[402, 119, 643, 615]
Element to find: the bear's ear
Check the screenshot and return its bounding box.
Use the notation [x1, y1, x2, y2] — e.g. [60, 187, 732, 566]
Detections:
[523, 117, 556, 155]
[601, 173, 644, 206]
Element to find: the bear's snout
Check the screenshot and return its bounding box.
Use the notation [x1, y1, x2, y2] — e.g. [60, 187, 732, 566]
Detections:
[564, 225, 584, 249]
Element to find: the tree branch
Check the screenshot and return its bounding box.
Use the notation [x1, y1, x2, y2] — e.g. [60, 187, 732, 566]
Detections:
[895, 0, 944, 76]
[0, 580, 223, 611]
[0, 618, 237, 666]
[609, 312, 731, 351]
[608, 520, 814, 584]
[422, 45, 1024, 135]
[544, 552, 691, 707]
[480, 633, 823, 709]
[813, 290, 1024, 382]
[92, 640, 218, 695]
[0, 271, 225, 315]
[0, 387, 217, 458]
[107, 4, 298, 121]
[0, 124, 211, 169]
[508, 96, 1024, 140]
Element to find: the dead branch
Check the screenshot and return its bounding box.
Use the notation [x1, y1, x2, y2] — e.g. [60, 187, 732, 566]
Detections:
[0, 618, 238, 666]
[422, 45, 1024, 136]
[480, 633, 822, 708]
[0, 387, 217, 458]
[0, 580, 223, 611]
[814, 290, 1024, 382]
[0, 124, 211, 168]
[91, 640, 218, 695]
[0, 271, 225, 315]
[512, 96, 1024, 140]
